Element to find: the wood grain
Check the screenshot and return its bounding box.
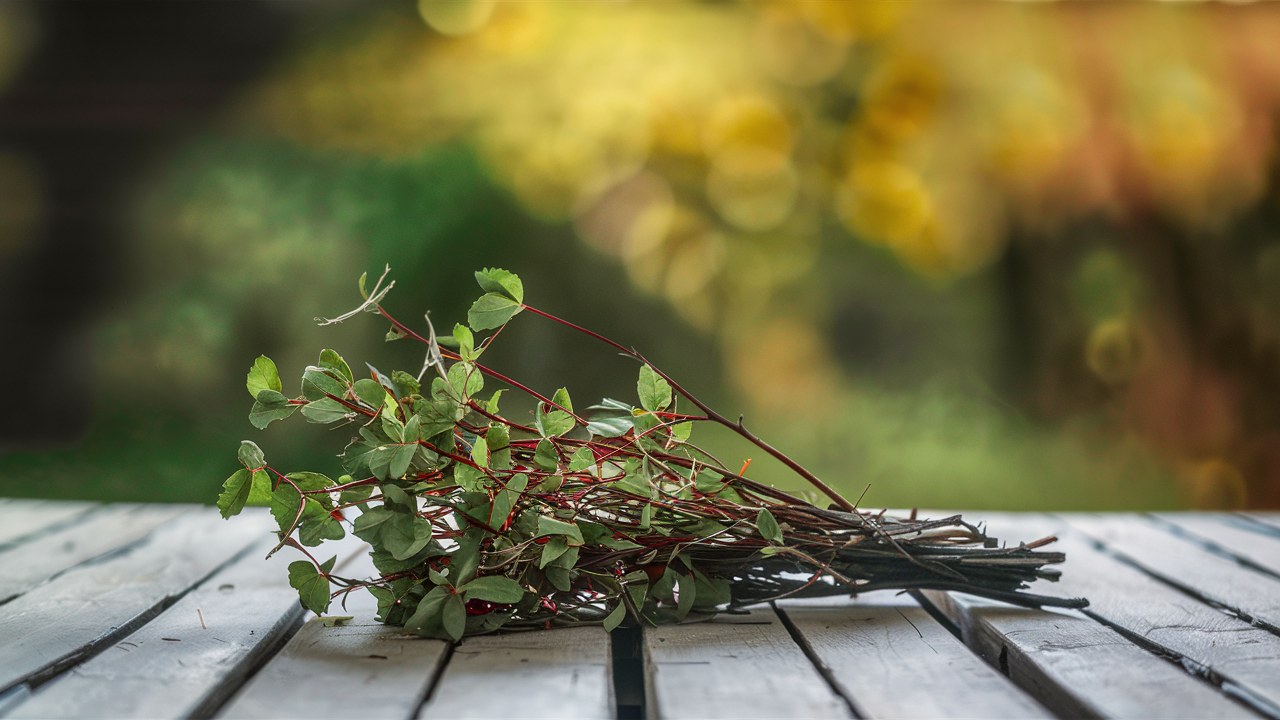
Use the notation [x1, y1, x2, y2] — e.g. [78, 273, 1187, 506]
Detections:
[0, 500, 97, 547]
[219, 552, 450, 720]
[7, 533, 370, 719]
[1063, 513, 1280, 633]
[418, 626, 613, 719]
[0, 508, 267, 695]
[922, 590, 1257, 719]
[1149, 513, 1280, 579]
[0, 504, 192, 604]
[644, 605, 849, 719]
[777, 591, 1051, 719]
[961, 512, 1280, 719]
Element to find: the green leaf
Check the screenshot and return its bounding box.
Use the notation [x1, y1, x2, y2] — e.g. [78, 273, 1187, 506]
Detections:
[442, 594, 466, 641]
[299, 397, 348, 424]
[485, 389, 504, 414]
[319, 616, 353, 627]
[352, 378, 385, 410]
[453, 324, 476, 360]
[389, 444, 417, 479]
[250, 389, 299, 429]
[339, 484, 373, 505]
[471, 437, 489, 468]
[299, 511, 345, 546]
[383, 514, 436, 560]
[586, 415, 632, 438]
[539, 536, 571, 568]
[603, 602, 627, 632]
[302, 367, 347, 402]
[757, 508, 783, 544]
[284, 472, 334, 492]
[447, 362, 484, 399]
[352, 506, 395, 543]
[551, 387, 573, 414]
[637, 364, 672, 412]
[245, 469, 274, 506]
[288, 558, 334, 615]
[671, 421, 692, 441]
[247, 356, 282, 398]
[452, 528, 485, 585]
[453, 464, 487, 492]
[533, 439, 559, 471]
[691, 568, 731, 609]
[640, 503, 653, 529]
[486, 424, 510, 470]
[358, 271, 370, 300]
[391, 370, 421, 398]
[467, 293, 523, 331]
[461, 576, 524, 604]
[675, 572, 696, 619]
[318, 349, 354, 384]
[217, 469, 253, 519]
[568, 447, 595, 471]
[488, 474, 528, 531]
[695, 471, 725, 495]
[536, 515, 584, 544]
[238, 440, 265, 470]
[474, 268, 524, 304]
[537, 408, 574, 438]
[403, 585, 451, 637]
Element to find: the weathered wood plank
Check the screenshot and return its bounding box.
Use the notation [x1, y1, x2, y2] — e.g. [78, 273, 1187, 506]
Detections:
[7, 534, 371, 719]
[962, 513, 1280, 718]
[219, 556, 449, 720]
[777, 591, 1051, 719]
[1063, 513, 1280, 633]
[644, 605, 849, 719]
[0, 508, 266, 694]
[0, 500, 97, 547]
[1151, 512, 1280, 579]
[0, 504, 193, 604]
[418, 626, 613, 719]
[922, 590, 1257, 719]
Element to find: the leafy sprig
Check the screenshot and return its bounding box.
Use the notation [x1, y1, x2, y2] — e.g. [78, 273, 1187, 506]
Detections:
[218, 267, 1086, 638]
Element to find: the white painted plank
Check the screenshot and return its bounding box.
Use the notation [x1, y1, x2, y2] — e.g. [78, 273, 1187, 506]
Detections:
[8, 534, 371, 719]
[1152, 513, 1280, 578]
[0, 501, 97, 547]
[219, 585, 449, 720]
[923, 590, 1257, 719]
[1063, 513, 1280, 633]
[0, 508, 266, 694]
[644, 606, 849, 719]
[0, 504, 193, 603]
[961, 513, 1280, 718]
[419, 626, 613, 719]
[777, 591, 1052, 719]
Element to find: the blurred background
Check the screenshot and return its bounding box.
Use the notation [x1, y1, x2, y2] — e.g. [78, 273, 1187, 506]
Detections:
[3, 0, 1280, 511]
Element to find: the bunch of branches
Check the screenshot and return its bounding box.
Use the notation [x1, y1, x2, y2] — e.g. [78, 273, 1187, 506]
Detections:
[217, 267, 1086, 640]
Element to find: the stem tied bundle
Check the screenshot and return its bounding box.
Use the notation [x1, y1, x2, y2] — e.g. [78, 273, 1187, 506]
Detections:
[218, 267, 1086, 640]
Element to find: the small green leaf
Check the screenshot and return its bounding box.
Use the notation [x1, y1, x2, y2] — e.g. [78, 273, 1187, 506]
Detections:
[487, 474, 528, 531]
[568, 447, 595, 471]
[467, 293, 523, 331]
[551, 387, 573, 414]
[245, 469, 274, 506]
[603, 602, 627, 632]
[442, 594, 466, 641]
[238, 441, 265, 470]
[247, 356, 282, 398]
[217, 469, 252, 519]
[284, 472, 334, 492]
[461, 576, 524, 603]
[352, 378, 385, 409]
[302, 367, 347, 401]
[757, 508, 783, 544]
[675, 572, 696, 619]
[536, 515, 584, 545]
[637, 364, 672, 412]
[318, 349, 354, 384]
[485, 389, 504, 414]
[671, 421, 692, 441]
[539, 536, 571, 568]
[358, 271, 369, 300]
[288, 558, 333, 615]
[391, 370, 421, 398]
[339, 483, 373, 505]
[474, 268, 524, 304]
[389, 443, 417, 479]
[453, 464, 487, 492]
[250, 389, 299, 429]
[300, 397, 349, 424]
[533, 438, 559, 471]
[695, 471, 725, 495]
[319, 616, 353, 627]
[471, 437, 489, 468]
[640, 503, 653, 529]
[447, 362, 484, 399]
[453, 324, 476, 360]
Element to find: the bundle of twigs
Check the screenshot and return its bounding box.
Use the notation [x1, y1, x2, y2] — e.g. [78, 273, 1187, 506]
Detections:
[217, 267, 1086, 640]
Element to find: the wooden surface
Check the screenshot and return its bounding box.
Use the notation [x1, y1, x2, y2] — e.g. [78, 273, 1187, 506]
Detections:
[2, 502, 1279, 719]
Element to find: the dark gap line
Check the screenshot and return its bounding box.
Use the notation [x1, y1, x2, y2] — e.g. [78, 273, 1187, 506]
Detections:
[906, 589, 962, 640]
[610, 622, 645, 720]
[771, 602, 863, 720]
[1233, 513, 1280, 539]
[1081, 608, 1280, 720]
[186, 606, 308, 720]
[1050, 515, 1280, 639]
[412, 641, 457, 718]
[0, 535, 265, 697]
[1143, 513, 1280, 584]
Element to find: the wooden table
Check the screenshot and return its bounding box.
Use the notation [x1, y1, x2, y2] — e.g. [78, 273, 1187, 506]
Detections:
[1, 500, 1278, 719]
